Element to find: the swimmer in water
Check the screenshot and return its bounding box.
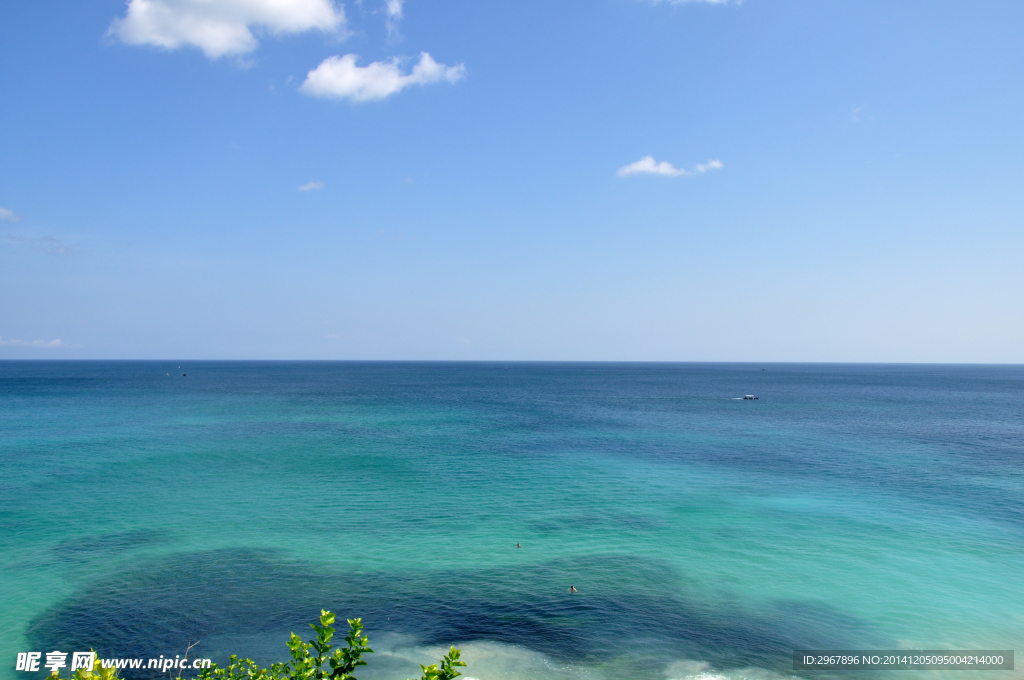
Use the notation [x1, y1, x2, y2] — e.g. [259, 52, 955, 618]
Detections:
[516, 543, 522, 548]
[570, 585, 577, 593]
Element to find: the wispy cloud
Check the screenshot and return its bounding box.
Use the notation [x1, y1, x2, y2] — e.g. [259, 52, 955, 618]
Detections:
[617, 156, 723, 177]
[298, 181, 325, 191]
[0, 335, 64, 348]
[107, 0, 347, 59]
[300, 52, 465, 102]
[850, 105, 873, 122]
[0, 207, 22, 223]
[385, 0, 404, 41]
[2, 234, 77, 255]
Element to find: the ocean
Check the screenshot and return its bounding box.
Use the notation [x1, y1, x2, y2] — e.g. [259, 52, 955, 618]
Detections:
[1, 362, 1021, 680]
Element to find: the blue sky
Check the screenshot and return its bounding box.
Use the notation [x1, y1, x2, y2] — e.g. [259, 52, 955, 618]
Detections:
[1, 0, 1022, 361]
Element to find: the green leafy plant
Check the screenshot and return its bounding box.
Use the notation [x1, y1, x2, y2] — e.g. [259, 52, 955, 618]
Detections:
[409, 647, 466, 680]
[196, 610, 463, 680]
[45, 650, 120, 680]
[69, 653, 119, 680]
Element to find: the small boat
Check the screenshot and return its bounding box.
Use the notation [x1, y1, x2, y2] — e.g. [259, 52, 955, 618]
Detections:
[743, 394, 757, 400]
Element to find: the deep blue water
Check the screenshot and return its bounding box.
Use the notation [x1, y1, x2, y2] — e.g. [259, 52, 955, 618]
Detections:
[1, 362, 1022, 680]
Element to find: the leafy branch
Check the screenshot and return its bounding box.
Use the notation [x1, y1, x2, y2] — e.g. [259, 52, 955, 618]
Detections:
[195, 610, 460, 680]
[408, 647, 466, 680]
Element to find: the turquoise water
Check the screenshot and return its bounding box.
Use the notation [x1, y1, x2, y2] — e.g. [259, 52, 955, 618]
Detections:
[1, 362, 1021, 680]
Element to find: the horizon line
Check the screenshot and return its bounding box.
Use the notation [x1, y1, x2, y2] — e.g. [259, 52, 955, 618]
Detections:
[1, 359, 1022, 366]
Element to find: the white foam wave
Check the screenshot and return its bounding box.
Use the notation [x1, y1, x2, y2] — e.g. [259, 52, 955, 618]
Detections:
[353, 633, 811, 680]
[363, 633, 604, 679]
[664, 659, 803, 680]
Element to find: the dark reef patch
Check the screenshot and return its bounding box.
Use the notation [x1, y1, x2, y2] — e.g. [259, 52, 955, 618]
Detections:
[27, 549, 885, 678]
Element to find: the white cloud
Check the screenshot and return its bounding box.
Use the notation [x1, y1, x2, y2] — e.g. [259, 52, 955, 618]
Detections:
[0, 336, 63, 348]
[108, 0, 347, 59]
[385, 0, 404, 40]
[0, 207, 21, 223]
[617, 156, 723, 177]
[298, 181, 325, 191]
[385, 0, 405, 20]
[850, 105, 874, 122]
[300, 52, 465, 102]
